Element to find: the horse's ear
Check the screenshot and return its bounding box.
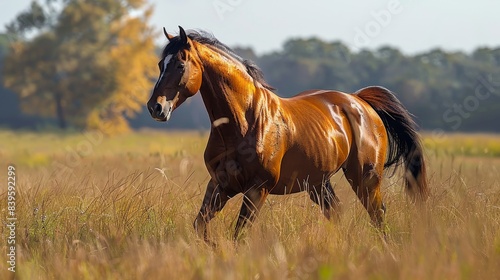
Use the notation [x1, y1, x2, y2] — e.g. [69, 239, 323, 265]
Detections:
[163, 27, 174, 41]
[179, 26, 188, 45]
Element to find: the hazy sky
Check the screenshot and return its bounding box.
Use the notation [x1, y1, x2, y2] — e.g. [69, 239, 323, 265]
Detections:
[1, 0, 499, 55]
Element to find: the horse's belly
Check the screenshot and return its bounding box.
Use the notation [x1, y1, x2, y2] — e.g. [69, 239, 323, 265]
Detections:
[270, 146, 347, 195]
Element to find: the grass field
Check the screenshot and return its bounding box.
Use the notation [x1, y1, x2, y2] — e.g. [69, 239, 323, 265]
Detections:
[1, 129, 499, 279]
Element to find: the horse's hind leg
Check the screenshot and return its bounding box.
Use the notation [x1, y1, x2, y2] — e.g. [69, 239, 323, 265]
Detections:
[308, 180, 341, 221]
[343, 161, 386, 229]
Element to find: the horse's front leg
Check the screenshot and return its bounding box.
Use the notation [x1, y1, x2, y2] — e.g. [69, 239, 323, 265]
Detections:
[234, 187, 269, 240]
[193, 180, 230, 244]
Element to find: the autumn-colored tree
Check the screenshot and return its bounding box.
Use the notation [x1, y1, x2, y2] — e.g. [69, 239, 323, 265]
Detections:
[87, 7, 157, 134]
[3, 0, 157, 134]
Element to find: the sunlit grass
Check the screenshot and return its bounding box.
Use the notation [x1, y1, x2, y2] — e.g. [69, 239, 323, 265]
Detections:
[424, 132, 500, 158]
[0, 130, 499, 279]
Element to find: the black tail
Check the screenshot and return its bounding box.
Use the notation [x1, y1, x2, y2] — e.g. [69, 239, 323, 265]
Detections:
[356, 86, 429, 202]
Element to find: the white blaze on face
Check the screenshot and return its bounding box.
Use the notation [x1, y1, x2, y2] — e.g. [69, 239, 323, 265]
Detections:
[154, 54, 173, 90]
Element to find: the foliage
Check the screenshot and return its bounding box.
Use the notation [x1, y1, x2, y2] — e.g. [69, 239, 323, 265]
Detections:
[2, 0, 156, 134]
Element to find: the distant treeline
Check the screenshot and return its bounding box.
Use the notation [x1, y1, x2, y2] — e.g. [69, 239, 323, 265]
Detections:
[2, 34, 500, 132]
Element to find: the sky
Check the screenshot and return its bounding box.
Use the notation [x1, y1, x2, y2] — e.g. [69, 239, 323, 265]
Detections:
[1, 0, 499, 55]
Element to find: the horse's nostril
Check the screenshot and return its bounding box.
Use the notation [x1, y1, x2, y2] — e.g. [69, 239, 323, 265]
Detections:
[154, 103, 162, 114]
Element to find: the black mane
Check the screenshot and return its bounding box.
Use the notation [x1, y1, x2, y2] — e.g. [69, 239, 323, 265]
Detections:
[162, 30, 275, 91]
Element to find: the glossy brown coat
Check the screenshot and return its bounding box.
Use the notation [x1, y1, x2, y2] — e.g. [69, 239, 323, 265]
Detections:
[147, 27, 428, 242]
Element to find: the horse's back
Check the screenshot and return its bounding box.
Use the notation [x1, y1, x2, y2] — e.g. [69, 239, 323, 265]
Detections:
[286, 88, 386, 130]
[288, 89, 345, 99]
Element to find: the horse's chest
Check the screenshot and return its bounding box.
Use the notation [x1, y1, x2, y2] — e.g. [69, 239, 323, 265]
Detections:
[212, 157, 272, 193]
[212, 158, 244, 189]
[205, 132, 281, 191]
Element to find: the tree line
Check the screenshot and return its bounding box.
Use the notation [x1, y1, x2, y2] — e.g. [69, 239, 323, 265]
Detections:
[250, 39, 500, 132]
[1, 1, 500, 133]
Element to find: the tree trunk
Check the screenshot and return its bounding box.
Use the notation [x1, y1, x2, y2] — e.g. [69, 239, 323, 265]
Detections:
[55, 94, 66, 129]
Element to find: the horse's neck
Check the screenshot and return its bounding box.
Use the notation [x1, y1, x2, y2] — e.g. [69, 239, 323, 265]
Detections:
[198, 48, 272, 136]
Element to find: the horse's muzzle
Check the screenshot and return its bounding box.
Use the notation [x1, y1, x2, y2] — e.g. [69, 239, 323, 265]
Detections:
[149, 101, 173, 122]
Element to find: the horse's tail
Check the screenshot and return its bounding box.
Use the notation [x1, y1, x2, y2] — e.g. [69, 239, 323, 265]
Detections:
[356, 86, 429, 202]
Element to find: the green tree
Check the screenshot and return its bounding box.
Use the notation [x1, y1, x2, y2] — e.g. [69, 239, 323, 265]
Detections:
[3, 0, 156, 133]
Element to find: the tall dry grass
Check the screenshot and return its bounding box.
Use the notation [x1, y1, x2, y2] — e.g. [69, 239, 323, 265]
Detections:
[0, 130, 499, 279]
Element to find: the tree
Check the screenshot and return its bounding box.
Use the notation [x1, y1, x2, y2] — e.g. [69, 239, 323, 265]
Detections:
[85, 3, 157, 134]
[0, 34, 40, 129]
[3, 0, 157, 134]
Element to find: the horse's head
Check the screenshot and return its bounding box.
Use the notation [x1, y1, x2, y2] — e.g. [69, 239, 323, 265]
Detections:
[147, 26, 203, 122]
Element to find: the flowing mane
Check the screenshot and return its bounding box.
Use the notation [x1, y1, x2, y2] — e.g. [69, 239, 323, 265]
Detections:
[161, 30, 275, 91]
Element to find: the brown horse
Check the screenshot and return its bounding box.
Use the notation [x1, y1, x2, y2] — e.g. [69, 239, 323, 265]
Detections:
[147, 26, 428, 242]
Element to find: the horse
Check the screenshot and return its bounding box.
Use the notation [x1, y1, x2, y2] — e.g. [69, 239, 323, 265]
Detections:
[147, 26, 429, 243]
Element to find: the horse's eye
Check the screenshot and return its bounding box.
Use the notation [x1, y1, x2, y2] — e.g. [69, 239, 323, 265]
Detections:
[179, 51, 187, 61]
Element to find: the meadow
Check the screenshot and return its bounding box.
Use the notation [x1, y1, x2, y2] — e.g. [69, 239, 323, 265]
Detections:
[1, 129, 499, 279]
